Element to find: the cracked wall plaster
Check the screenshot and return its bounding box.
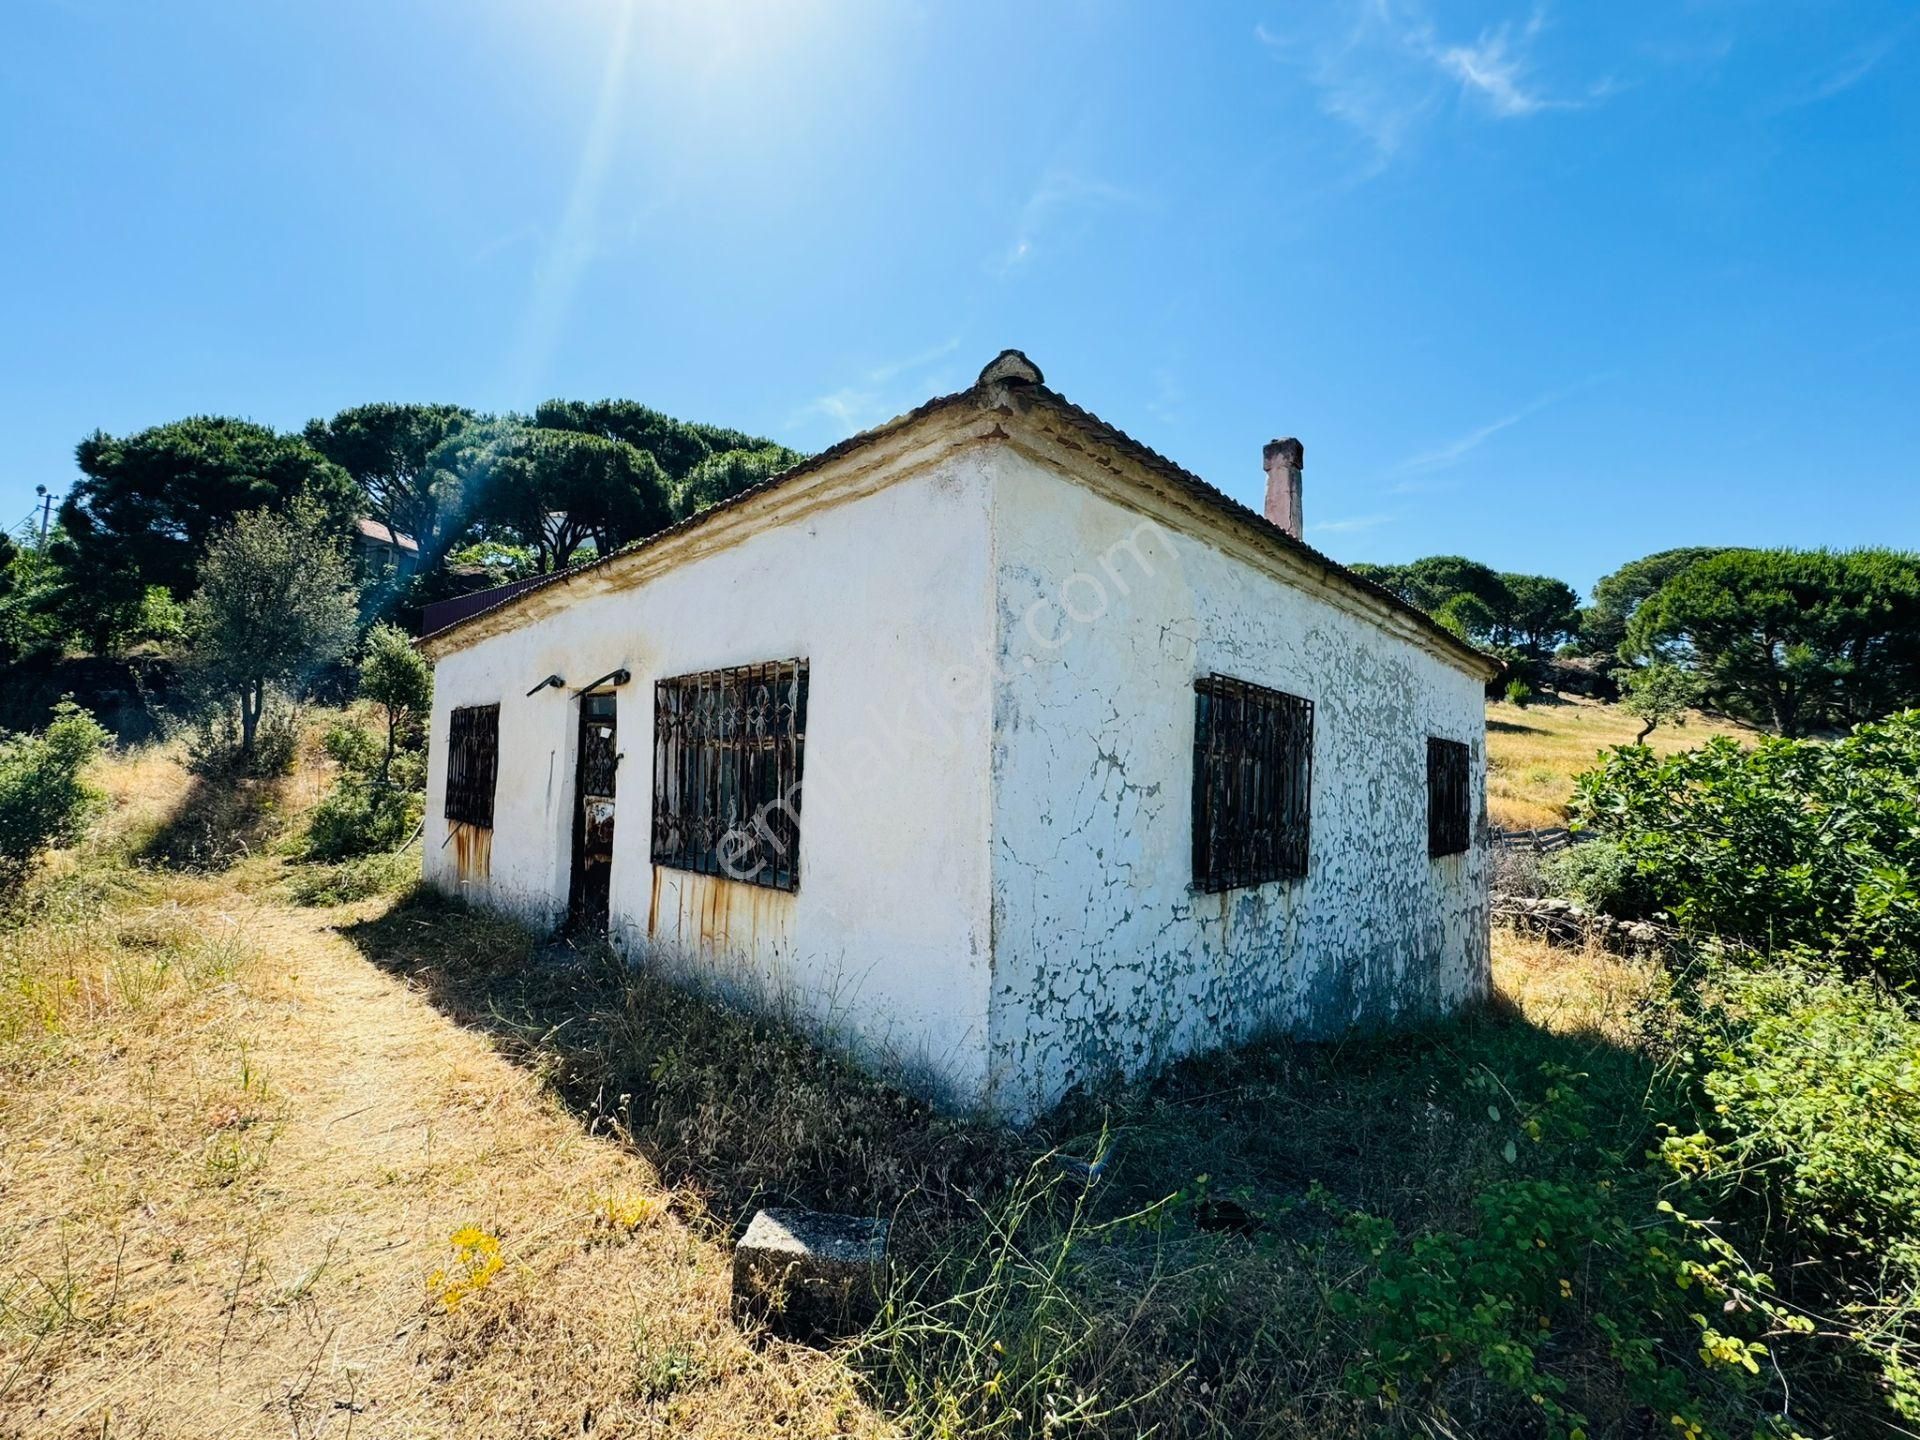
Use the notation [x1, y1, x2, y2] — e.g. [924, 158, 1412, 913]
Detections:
[984, 450, 1490, 1118]
[422, 432, 1489, 1123]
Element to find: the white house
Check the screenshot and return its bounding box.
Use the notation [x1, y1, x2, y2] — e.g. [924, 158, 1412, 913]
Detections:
[417, 351, 1499, 1120]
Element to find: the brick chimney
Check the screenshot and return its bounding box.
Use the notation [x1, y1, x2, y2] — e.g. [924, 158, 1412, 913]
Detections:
[1263, 438, 1304, 539]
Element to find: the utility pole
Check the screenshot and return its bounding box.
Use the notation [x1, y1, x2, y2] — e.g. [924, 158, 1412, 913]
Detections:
[34, 484, 51, 543]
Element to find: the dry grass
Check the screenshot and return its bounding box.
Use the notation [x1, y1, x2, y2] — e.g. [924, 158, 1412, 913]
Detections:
[0, 734, 1710, 1440]
[1489, 922, 1662, 1044]
[1484, 695, 1756, 829]
[0, 744, 882, 1439]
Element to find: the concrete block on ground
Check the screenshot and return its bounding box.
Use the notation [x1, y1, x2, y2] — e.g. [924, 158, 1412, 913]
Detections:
[732, 1208, 889, 1340]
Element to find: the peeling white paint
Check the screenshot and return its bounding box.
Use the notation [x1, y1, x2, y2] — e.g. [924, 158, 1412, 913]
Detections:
[984, 451, 1489, 1118]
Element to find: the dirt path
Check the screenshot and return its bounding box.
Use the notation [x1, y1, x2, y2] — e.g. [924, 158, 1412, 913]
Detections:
[1, 891, 882, 1439]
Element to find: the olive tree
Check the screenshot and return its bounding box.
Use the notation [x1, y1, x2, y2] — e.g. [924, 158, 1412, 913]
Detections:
[358, 621, 431, 787]
[187, 501, 360, 760]
[1613, 662, 1700, 743]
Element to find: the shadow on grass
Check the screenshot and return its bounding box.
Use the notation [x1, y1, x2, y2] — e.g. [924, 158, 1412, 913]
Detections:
[134, 768, 295, 871]
[336, 887, 1655, 1238]
[1486, 717, 1547, 736]
[338, 888, 1029, 1236]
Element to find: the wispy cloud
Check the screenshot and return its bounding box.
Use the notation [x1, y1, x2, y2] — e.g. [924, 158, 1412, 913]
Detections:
[1390, 375, 1604, 483]
[469, 223, 542, 268]
[793, 337, 964, 435]
[1433, 12, 1569, 118]
[1255, 14, 1433, 164]
[1257, 3, 1605, 170]
[1770, 20, 1910, 112]
[1394, 407, 1533, 476]
[997, 169, 1144, 273]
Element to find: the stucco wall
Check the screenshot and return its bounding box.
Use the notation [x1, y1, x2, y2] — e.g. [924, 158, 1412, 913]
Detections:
[421, 423, 1490, 1122]
[984, 449, 1490, 1117]
[423, 454, 999, 1104]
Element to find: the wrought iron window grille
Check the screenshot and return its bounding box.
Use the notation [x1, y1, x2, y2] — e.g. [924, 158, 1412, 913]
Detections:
[651, 659, 808, 893]
[445, 704, 500, 829]
[1191, 674, 1313, 892]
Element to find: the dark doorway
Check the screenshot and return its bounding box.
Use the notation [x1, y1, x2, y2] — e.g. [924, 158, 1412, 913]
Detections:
[568, 692, 618, 931]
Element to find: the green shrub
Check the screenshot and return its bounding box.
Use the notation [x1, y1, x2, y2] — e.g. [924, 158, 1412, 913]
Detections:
[1570, 711, 1920, 979]
[180, 687, 302, 777]
[1539, 839, 1648, 917]
[1331, 1060, 1789, 1440]
[304, 777, 421, 861]
[1504, 678, 1533, 708]
[296, 626, 430, 863]
[1662, 956, 1920, 1425]
[0, 702, 110, 900]
[285, 849, 418, 906]
[356, 622, 430, 787]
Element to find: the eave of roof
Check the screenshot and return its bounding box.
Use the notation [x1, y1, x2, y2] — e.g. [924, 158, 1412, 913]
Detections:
[1010, 382, 1498, 678]
[416, 352, 1498, 680]
[354, 517, 419, 551]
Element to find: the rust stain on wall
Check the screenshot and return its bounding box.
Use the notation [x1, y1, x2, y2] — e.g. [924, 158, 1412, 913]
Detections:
[648, 868, 789, 952]
[450, 821, 492, 884]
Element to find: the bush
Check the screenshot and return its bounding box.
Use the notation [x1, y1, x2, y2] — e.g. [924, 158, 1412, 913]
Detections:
[1570, 711, 1920, 980]
[1504, 677, 1533, 708]
[302, 722, 426, 861]
[297, 626, 430, 862]
[1330, 1056, 1788, 1440]
[1662, 955, 1920, 1426]
[356, 622, 430, 787]
[1539, 839, 1648, 917]
[0, 701, 110, 900]
[304, 762, 422, 862]
[178, 685, 304, 778]
[285, 849, 418, 906]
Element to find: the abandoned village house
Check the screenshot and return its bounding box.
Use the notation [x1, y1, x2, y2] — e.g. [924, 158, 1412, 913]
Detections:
[417, 351, 1498, 1120]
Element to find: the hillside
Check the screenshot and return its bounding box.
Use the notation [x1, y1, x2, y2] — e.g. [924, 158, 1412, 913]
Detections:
[1484, 695, 1758, 828]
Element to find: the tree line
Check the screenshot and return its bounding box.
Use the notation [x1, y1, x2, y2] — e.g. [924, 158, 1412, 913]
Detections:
[0, 399, 803, 662]
[1354, 546, 1920, 737]
[6, 403, 1919, 744]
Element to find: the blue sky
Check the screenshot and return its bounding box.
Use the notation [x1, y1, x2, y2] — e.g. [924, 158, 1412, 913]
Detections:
[2, 1, 1915, 595]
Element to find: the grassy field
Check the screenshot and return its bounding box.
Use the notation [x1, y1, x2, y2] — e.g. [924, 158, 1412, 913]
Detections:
[0, 741, 881, 1439]
[1484, 695, 1757, 829]
[2, 729, 1820, 1439]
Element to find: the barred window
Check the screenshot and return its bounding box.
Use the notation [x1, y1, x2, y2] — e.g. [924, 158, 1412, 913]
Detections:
[651, 659, 808, 892]
[1192, 675, 1313, 892]
[445, 704, 500, 828]
[1427, 737, 1472, 857]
